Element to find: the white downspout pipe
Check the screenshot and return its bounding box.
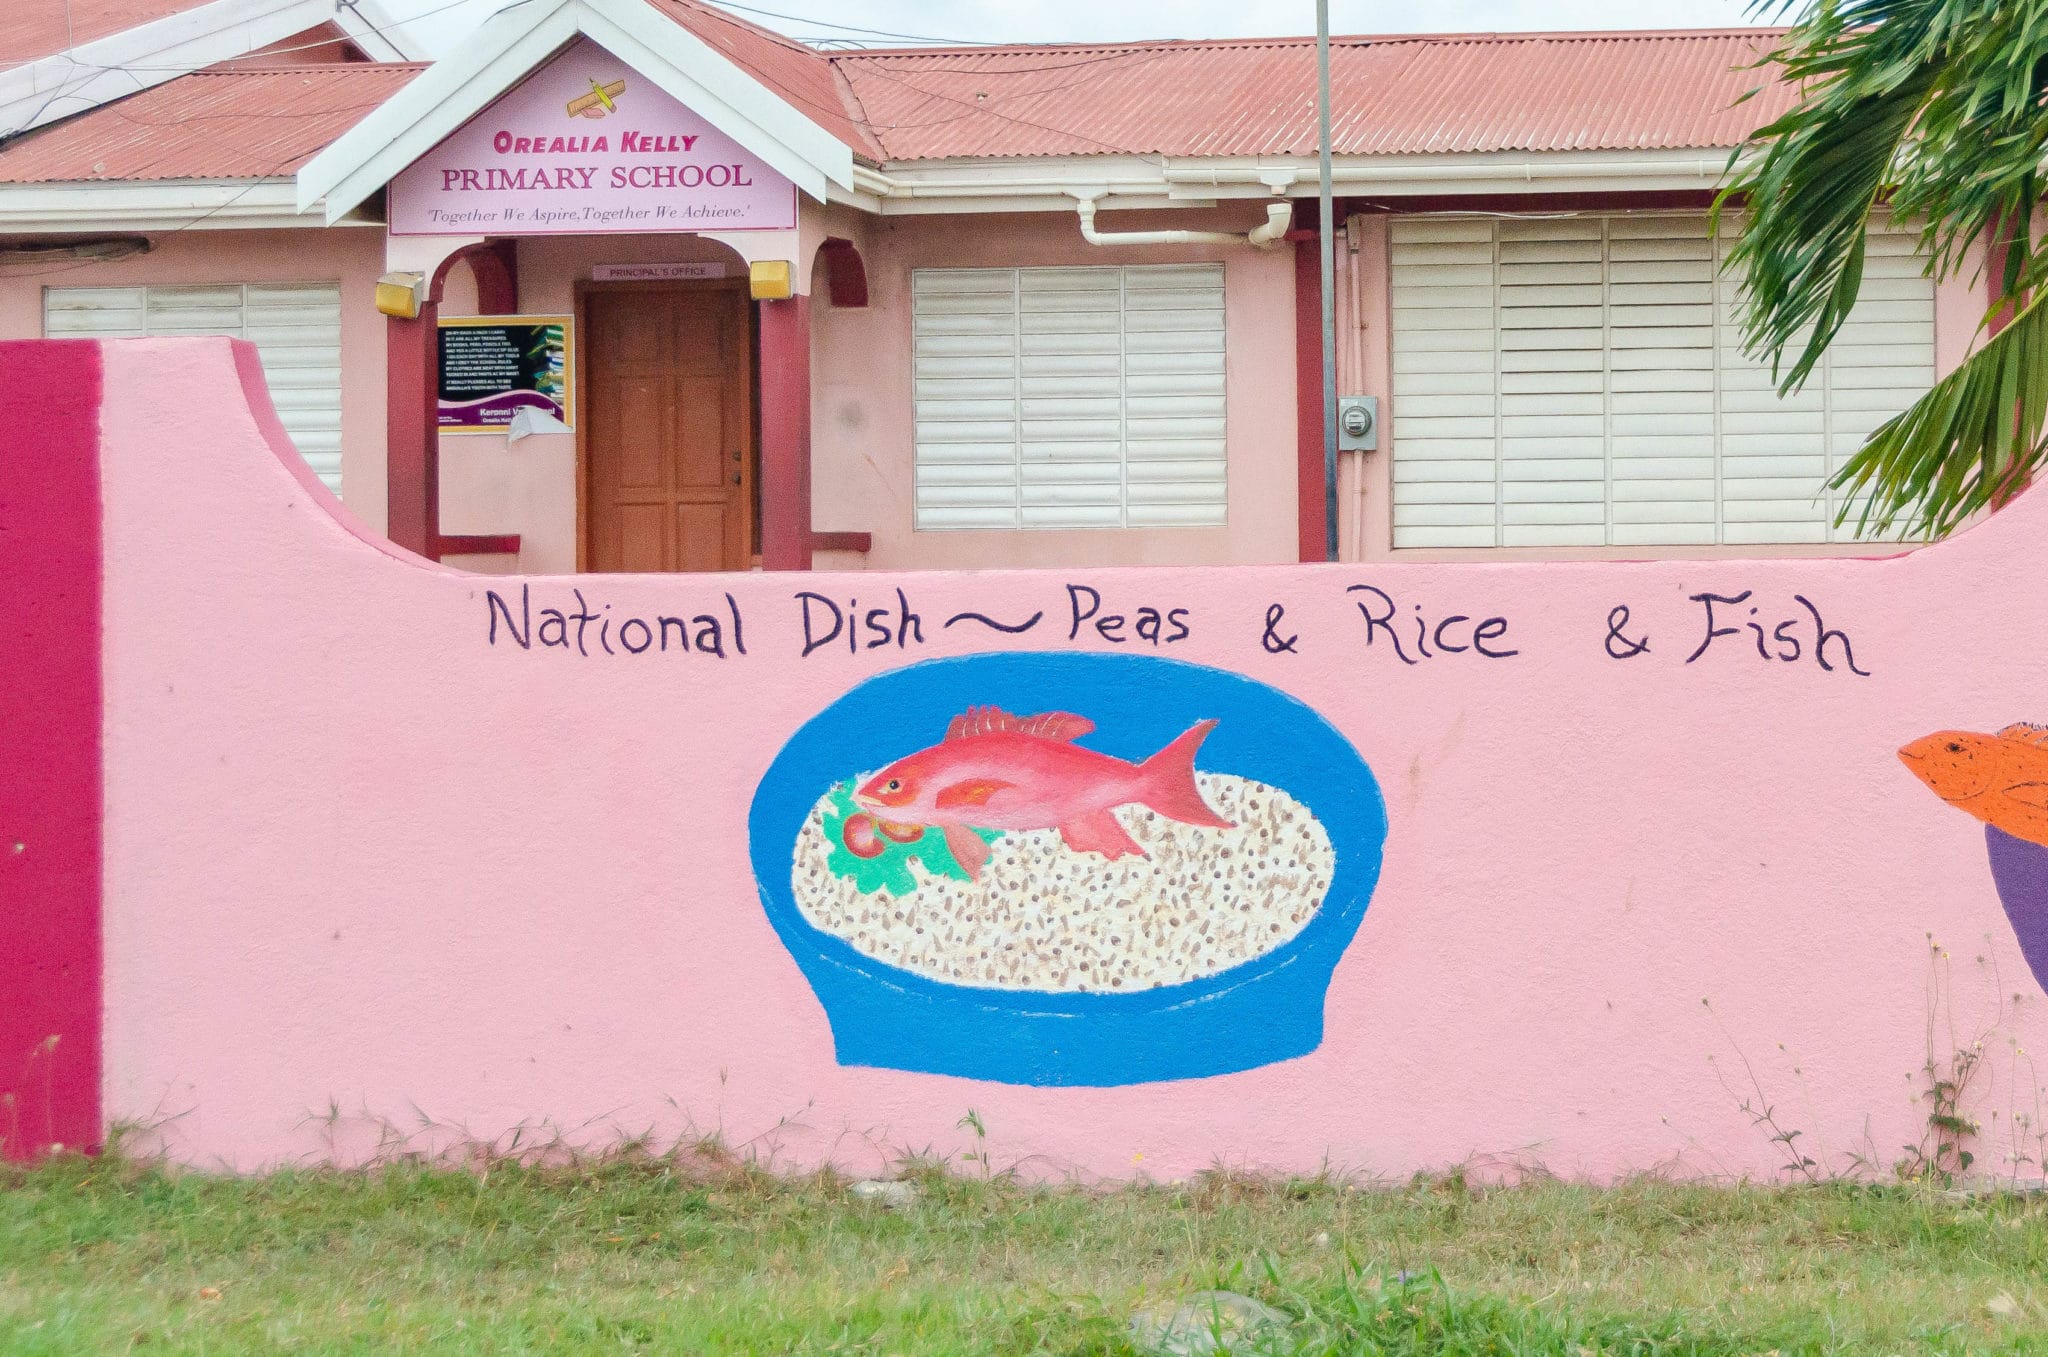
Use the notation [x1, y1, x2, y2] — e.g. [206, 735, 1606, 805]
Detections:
[1074, 196, 1292, 249]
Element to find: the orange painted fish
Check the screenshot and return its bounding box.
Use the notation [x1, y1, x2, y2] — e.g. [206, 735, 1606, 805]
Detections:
[1899, 723, 2048, 848]
[853, 706, 1234, 882]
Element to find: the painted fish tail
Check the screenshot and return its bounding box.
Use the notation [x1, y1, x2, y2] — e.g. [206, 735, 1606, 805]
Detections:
[1134, 719, 1233, 828]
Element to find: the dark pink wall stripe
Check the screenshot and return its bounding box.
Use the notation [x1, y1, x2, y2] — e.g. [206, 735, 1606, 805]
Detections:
[1, 340, 103, 1159]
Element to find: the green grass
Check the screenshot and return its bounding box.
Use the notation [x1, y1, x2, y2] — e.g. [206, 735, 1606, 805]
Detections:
[6, 1148, 2048, 1354]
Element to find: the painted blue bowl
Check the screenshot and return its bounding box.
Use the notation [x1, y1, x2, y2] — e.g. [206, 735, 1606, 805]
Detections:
[748, 652, 1387, 1087]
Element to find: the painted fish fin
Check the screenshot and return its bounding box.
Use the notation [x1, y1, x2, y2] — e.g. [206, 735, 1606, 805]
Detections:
[941, 823, 992, 881]
[2000, 723, 2048, 747]
[2005, 782, 2048, 811]
[935, 778, 1013, 810]
[944, 706, 1095, 742]
[1058, 810, 1147, 861]
[1020, 711, 1094, 741]
[1132, 719, 1235, 829]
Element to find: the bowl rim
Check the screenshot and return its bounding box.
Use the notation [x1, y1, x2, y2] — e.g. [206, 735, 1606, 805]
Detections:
[748, 651, 1388, 1017]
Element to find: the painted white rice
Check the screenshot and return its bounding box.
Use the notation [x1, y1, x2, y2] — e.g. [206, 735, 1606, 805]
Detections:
[790, 773, 1336, 992]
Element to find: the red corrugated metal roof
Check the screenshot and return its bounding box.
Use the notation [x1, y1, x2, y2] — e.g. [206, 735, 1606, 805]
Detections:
[0, 8, 1800, 186]
[0, 62, 420, 182]
[2, 0, 219, 68]
[833, 29, 1794, 160]
[643, 0, 885, 159]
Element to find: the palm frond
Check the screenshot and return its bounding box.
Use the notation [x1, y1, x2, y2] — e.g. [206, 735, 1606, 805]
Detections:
[1722, 0, 2048, 537]
[1830, 286, 2048, 538]
[1716, 76, 1925, 390]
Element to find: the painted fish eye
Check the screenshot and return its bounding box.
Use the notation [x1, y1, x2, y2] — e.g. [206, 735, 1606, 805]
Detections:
[1947, 742, 1965, 753]
[886, 779, 902, 792]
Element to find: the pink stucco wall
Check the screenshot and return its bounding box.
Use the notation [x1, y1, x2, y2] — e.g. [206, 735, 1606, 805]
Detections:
[87, 336, 2048, 1180]
[0, 227, 391, 533]
[1, 340, 102, 1160]
[807, 208, 1301, 572]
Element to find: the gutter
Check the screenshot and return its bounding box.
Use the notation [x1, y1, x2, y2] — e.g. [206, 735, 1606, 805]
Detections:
[15, 154, 1754, 237]
[1161, 155, 1741, 188]
[1074, 195, 1291, 249]
[0, 180, 365, 233]
[853, 151, 1747, 214]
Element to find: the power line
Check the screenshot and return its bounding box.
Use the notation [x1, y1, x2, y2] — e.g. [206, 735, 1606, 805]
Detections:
[851, 48, 1194, 75]
[846, 53, 1178, 156]
[686, 0, 1186, 153]
[3, 0, 469, 76]
[8, 0, 1183, 150]
[0, 0, 510, 146]
[699, 0, 986, 48]
[795, 35, 958, 49]
[2, 0, 1211, 219]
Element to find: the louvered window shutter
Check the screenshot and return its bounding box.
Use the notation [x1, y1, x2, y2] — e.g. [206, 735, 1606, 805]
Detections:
[913, 264, 1227, 530]
[44, 282, 347, 495]
[1390, 214, 1935, 548]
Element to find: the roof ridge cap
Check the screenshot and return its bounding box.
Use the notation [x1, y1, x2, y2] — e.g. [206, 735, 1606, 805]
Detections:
[833, 24, 1789, 59]
[653, 0, 833, 60]
[825, 59, 885, 159]
[194, 60, 431, 73]
[1365, 25, 1789, 40]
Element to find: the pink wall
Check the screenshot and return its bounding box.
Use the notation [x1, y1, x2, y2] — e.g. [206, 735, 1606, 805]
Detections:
[0, 226, 392, 534]
[71, 336, 2048, 1179]
[0, 341, 102, 1160]
[809, 208, 1301, 572]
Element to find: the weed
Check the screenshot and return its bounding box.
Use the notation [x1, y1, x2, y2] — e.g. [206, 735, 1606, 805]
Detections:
[1897, 937, 1991, 1186]
[957, 1108, 995, 1179]
[1703, 998, 1824, 1183]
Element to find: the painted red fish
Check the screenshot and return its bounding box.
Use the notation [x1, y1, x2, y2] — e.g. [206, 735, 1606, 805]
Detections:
[852, 706, 1234, 881]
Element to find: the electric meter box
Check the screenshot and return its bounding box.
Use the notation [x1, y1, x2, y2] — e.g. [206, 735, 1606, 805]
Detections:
[1338, 395, 1378, 451]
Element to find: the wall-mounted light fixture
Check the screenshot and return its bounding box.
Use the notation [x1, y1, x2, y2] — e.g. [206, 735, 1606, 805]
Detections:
[374, 270, 427, 319]
[748, 259, 792, 301]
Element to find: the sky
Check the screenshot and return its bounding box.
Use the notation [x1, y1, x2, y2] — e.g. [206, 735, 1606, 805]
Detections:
[383, 0, 1777, 56]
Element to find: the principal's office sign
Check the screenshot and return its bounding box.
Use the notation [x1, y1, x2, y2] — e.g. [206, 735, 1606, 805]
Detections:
[390, 37, 797, 236]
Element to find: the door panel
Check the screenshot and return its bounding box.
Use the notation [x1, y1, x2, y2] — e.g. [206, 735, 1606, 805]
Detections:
[612, 378, 669, 491]
[676, 502, 729, 573]
[674, 313, 726, 376]
[584, 286, 752, 572]
[674, 374, 726, 489]
[616, 503, 670, 573]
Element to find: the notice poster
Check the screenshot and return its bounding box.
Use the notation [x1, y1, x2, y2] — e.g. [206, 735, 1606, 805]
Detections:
[437, 316, 573, 431]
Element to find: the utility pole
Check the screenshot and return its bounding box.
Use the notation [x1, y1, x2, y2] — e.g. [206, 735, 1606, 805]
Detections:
[1316, 0, 1338, 560]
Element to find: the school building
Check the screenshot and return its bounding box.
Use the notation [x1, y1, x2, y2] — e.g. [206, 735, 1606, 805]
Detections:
[0, 0, 1980, 574]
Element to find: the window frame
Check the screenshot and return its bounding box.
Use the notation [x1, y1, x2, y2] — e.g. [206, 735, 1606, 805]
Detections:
[1383, 211, 1937, 553]
[41, 280, 346, 495]
[909, 262, 1230, 533]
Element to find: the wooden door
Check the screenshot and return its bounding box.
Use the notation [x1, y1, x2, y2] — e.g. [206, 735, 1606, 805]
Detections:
[583, 285, 752, 572]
